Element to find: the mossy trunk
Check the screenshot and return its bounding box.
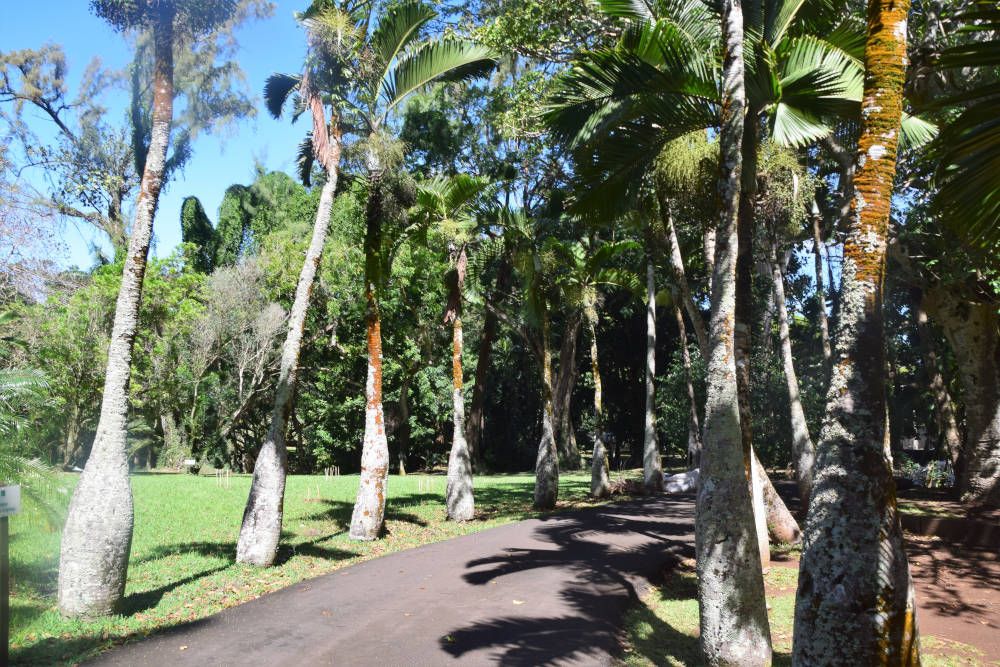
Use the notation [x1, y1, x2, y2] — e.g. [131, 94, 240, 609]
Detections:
[793, 1, 920, 662]
[58, 7, 174, 619]
[695, 2, 772, 662]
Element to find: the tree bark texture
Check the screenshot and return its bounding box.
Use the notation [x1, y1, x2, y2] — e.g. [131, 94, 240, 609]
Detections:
[793, 2, 920, 662]
[58, 7, 174, 619]
[534, 308, 559, 509]
[925, 288, 1000, 507]
[587, 302, 612, 498]
[644, 258, 664, 492]
[661, 201, 709, 357]
[553, 314, 582, 469]
[695, 1, 772, 662]
[771, 237, 817, 507]
[236, 172, 339, 566]
[445, 245, 474, 521]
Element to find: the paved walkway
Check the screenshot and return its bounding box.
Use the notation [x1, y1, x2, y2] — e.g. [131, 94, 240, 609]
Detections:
[90, 496, 697, 666]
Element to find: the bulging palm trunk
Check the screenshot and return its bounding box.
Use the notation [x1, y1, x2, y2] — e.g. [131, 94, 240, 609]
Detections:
[644, 258, 663, 492]
[446, 246, 474, 521]
[236, 172, 339, 566]
[534, 309, 559, 509]
[57, 9, 174, 619]
[771, 238, 816, 507]
[793, 1, 919, 662]
[587, 303, 611, 498]
[695, 0, 772, 662]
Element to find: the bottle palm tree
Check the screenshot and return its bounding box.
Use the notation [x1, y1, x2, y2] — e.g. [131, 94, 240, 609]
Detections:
[235, 0, 353, 568]
[58, 0, 237, 619]
[410, 174, 491, 521]
[793, 0, 920, 661]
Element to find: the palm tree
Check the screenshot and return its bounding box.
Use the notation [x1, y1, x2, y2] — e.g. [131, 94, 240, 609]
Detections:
[58, 0, 236, 619]
[793, 0, 920, 661]
[336, 2, 497, 541]
[410, 174, 491, 521]
[694, 1, 772, 663]
[235, 1, 351, 568]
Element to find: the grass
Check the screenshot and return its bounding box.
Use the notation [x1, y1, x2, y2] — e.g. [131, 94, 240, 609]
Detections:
[11, 470, 635, 666]
[619, 561, 988, 666]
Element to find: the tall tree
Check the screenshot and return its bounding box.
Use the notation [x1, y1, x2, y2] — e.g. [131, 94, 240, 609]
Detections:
[235, 4, 348, 566]
[58, 0, 238, 619]
[793, 0, 920, 661]
[643, 250, 663, 492]
[345, 1, 497, 540]
[695, 0, 772, 663]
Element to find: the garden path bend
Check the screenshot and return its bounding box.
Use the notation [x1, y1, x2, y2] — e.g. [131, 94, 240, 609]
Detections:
[89, 495, 696, 666]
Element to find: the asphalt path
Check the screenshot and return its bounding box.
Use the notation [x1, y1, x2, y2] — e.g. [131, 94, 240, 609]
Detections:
[89, 496, 697, 666]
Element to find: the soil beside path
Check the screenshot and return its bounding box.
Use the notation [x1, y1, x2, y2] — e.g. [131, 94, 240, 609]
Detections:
[89, 496, 697, 667]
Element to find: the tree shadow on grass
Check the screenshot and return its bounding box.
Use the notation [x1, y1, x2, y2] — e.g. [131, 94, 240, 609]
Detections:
[300, 499, 430, 527]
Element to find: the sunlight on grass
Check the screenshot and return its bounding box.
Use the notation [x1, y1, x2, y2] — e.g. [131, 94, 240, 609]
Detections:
[11, 471, 633, 665]
[619, 562, 987, 667]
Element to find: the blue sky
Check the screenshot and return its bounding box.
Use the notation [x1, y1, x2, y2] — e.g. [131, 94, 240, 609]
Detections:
[2, 2, 312, 269]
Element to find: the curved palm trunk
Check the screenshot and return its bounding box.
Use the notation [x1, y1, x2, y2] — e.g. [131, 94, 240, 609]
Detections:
[770, 237, 816, 507]
[643, 257, 664, 492]
[695, 1, 772, 662]
[587, 302, 611, 498]
[236, 168, 340, 566]
[57, 8, 174, 619]
[350, 167, 390, 541]
[925, 288, 1000, 507]
[794, 2, 920, 661]
[445, 245, 474, 521]
[534, 308, 559, 509]
[660, 200, 709, 356]
[673, 300, 702, 469]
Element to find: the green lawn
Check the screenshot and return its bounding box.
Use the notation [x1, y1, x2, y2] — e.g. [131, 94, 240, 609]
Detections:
[12, 471, 630, 665]
[620, 560, 988, 667]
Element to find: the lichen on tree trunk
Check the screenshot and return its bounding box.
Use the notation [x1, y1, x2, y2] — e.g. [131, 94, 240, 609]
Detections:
[793, 1, 920, 661]
[445, 245, 474, 521]
[57, 7, 175, 619]
[534, 308, 559, 509]
[587, 301, 611, 498]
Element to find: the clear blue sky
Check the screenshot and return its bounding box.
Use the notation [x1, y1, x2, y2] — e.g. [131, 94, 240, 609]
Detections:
[2, 2, 311, 269]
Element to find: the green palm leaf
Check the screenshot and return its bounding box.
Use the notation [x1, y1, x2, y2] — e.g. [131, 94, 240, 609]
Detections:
[263, 73, 301, 120]
[381, 39, 498, 116]
[369, 0, 437, 82]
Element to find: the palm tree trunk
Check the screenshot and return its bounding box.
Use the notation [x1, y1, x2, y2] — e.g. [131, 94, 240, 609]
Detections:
[466, 263, 507, 471]
[924, 288, 1000, 507]
[735, 107, 770, 565]
[57, 7, 174, 619]
[660, 200, 709, 356]
[445, 245, 474, 521]
[673, 300, 702, 469]
[770, 236, 816, 507]
[587, 302, 611, 498]
[644, 257, 663, 492]
[703, 224, 716, 297]
[350, 166, 390, 541]
[236, 169, 340, 566]
[553, 314, 582, 469]
[62, 401, 81, 468]
[695, 1, 772, 662]
[812, 209, 832, 364]
[914, 291, 962, 470]
[534, 307, 559, 509]
[794, 1, 919, 661]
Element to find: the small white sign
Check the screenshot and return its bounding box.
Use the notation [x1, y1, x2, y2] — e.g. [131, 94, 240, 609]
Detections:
[0, 486, 20, 518]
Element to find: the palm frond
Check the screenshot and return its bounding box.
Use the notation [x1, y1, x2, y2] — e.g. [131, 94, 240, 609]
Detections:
[369, 0, 437, 79]
[381, 39, 498, 116]
[263, 73, 302, 120]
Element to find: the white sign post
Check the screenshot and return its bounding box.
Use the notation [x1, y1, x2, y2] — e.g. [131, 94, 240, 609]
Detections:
[0, 484, 19, 667]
